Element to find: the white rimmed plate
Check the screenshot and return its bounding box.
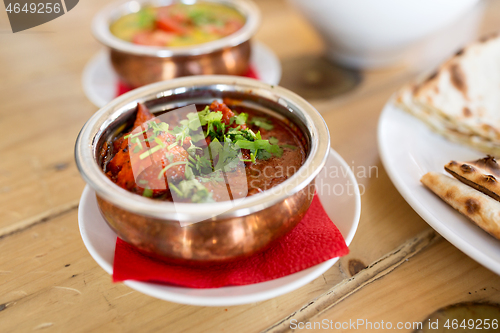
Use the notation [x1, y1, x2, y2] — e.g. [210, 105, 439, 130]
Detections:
[78, 147, 360, 306]
[378, 101, 500, 275]
[82, 41, 282, 108]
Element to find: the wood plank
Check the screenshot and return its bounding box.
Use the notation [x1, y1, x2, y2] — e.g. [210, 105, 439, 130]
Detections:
[0, 210, 348, 333]
[1, 0, 500, 331]
[299, 237, 500, 333]
[0, 0, 421, 239]
[0, 1, 98, 230]
[264, 229, 441, 333]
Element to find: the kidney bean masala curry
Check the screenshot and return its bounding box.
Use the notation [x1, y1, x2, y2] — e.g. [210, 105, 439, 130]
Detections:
[101, 100, 306, 203]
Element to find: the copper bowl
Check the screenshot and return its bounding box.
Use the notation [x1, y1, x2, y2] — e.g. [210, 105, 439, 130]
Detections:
[92, 0, 260, 87]
[75, 76, 330, 264]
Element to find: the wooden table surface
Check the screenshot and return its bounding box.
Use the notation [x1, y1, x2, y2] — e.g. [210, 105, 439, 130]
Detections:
[1, 0, 500, 332]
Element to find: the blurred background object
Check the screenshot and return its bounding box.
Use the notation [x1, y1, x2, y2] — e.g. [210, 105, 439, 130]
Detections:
[288, 0, 484, 70]
[92, 0, 261, 87]
[279, 56, 361, 100]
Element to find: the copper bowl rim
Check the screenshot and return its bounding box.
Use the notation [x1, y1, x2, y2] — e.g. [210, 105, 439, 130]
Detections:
[75, 76, 330, 221]
[92, 0, 261, 57]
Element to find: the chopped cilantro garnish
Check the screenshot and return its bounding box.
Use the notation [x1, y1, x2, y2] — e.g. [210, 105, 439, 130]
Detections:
[186, 141, 202, 156]
[158, 161, 190, 179]
[201, 108, 223, 125]
[139, 137, 166, 160]
[267, 137, 297, 151]
[136, 9, 156, 29]
[188, 9, 224, 27]
[194, 154, 213, 174]
[235, 139, 283, 157]
[171, 125, 190, 144]
[198, 171, 224, 183]
[256, 150, 272, 160]
[249, 117, 274, 130]
[167, 142, 178, 151]
[185, 165, 194, 180]
[130, 137, 143, 150]
[135, 104, 285, 190]
[122, 103, 292, 204]
[170, 179, 214, 203]
[231, 113, 248, 126]
[124, 129, 147, 140]
[150, 121, 169, 136]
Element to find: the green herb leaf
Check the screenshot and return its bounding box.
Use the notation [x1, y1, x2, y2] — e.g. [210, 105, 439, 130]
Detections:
[170, 179, 214, 203]
[185, 165, 194, 180]
[186, 141, 202, 157]
[249, 117, 274, 130]
[256, 150, 272, 160]
[194, 154, 213, 174]
[235, 139, 283, 158]
[131, 137, 143, 150]
[198, 171, 224, 183]
[167, 142, 178, 151]
[139, 140, 165, 160]
[233, 113, 248, 125]
[159, 122, 169, 132]
[142, 188, 153, 198]
[269, 137, 279, 145]
[124, 129, 147, 140]
[158, 161, 189, 179]
[165, 153, 174, 163]
[281, 144, 297, 150]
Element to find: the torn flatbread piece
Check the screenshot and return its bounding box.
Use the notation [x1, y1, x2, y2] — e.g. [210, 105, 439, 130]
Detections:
[421, 172, 500, 240]
[445, 156, 500, 202]
[395, 33, 500, 156]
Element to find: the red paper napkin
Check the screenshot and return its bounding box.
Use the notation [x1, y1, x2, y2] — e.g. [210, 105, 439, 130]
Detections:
[113, 194, 349, 288]
[116, 66, 260, 97]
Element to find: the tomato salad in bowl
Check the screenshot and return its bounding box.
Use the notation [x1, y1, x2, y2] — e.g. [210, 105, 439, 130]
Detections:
[92, 0, 260, 87]
[110, 2, 246, 47]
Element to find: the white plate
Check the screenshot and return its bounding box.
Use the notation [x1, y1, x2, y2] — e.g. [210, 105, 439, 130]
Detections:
[82, 41, 282, 108]
[78, 148, 360, 306]
[378, 101, 500, 275]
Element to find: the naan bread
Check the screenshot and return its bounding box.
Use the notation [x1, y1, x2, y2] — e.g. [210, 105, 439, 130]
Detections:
[395, 33, 500, 156]
[395, 86, 500, 155]
[421, 172, 500, 240]
[445, 156, 500, 202]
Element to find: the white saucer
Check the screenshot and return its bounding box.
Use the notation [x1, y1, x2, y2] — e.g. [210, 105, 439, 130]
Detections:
[78, 148, 360, 306]
[378, 101, 500, 275]
[82, 41, 282, 108]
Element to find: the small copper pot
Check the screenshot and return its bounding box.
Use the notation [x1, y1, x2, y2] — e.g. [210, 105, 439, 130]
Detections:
[96, 182, 315, 264]
[75, 76, 330, 264]
[92, 0, 260, 87]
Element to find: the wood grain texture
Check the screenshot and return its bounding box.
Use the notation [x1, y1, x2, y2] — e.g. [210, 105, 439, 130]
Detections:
[0, 210, 349, 333]
[264, 229, 441, 333]
[300, 238, 500, 333]
[0, 0, 500, 332]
